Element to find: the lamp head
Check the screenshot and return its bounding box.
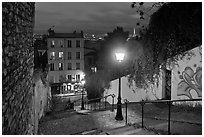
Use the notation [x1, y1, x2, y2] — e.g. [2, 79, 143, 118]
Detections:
[115, 52, 125, 62]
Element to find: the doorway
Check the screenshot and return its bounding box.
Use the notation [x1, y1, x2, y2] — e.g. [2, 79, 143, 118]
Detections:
[165, 69, 171, 100]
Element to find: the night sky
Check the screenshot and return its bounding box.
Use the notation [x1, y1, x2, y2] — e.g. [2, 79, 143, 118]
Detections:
[34, 2, 157, 35]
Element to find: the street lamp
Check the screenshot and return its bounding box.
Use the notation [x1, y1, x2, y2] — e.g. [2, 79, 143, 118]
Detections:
[81, 79, 86, 110]
[115, 52, 125, 121]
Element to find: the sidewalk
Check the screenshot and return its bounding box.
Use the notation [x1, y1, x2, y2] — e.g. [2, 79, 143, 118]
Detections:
[38, 109, 141, 135]
[38, 102, 201, 135]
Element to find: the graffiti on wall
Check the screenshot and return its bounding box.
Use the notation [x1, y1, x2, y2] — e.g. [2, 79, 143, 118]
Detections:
[177, 67, 202, 99]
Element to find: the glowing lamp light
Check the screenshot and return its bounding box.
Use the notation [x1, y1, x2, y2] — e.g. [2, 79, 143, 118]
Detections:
[81, 79, 86, 85]
[115, 52, 125, 62]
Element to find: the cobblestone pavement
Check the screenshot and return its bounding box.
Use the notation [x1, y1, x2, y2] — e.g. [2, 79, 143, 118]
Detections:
[38, 102, 202, 135]
[38, 108, 141, 135]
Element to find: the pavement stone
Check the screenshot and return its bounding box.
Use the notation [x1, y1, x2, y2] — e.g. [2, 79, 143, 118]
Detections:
[99, 125, 156, 135]
[39, 101, 201, 135]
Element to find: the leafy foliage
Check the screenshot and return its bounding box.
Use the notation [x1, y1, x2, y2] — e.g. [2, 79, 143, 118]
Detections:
[85, 71, 110, 100]
[128, 2, 202, 89]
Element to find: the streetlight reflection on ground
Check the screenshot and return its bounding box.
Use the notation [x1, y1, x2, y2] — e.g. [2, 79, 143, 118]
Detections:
[115, 52, 125, 121]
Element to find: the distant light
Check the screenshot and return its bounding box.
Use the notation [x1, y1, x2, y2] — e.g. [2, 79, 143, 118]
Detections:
[81, 79, 85, 85]
[91, 67, 97, 72]
[115, 52, 125, 62]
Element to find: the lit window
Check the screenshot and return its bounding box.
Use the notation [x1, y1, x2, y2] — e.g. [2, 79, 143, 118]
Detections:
[91, 67, 97, 73]
[59, 52, 63, 59]
[67, 85, 71, 90]
[68, 52, 72, 60]
[51, 40, 55, 47]
[50, 63, 54, 71]
[67, 40, 72, 48]
[68, 63, 72, 70]
[76, 40, 80, 48]
[76, 63, 80, 70]
[59, 63, 63, 70]
[50, 52, 55, 60]
[76, 52, 80, 59]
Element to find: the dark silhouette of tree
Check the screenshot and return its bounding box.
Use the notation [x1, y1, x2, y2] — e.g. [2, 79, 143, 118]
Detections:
[131, 2, 164, 36]
[85, 27, 129, 99]
[128, 2, 202, 88]
[97, 26, 129, 74]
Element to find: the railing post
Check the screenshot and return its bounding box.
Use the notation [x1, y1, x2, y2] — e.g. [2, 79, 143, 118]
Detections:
[112, 95, 115, 112]
[99, 99, 101, 110]
[73, 101, 75, 110]
[85, 100, 87, 110]
[141, 100, 144, 128]
[124, 99, 128, 125]
[168, 101, 171, 135]
[105, 97, 107, 110]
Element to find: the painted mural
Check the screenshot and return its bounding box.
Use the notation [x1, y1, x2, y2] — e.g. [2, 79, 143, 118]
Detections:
[177, 66, 202, 99]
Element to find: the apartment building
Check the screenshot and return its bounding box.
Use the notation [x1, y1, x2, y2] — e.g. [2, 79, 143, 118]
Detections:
[47, 30, 85, 94]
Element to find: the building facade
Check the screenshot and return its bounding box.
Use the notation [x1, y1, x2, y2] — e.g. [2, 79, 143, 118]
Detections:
[47, 31, 85, 94]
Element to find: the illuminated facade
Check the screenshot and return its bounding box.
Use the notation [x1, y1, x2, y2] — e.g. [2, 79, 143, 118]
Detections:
[47, 31, 85, 94]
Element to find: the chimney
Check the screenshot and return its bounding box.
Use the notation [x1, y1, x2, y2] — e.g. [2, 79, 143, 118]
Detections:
[48, 28, 55, 36]
[81, 30, 84, 37]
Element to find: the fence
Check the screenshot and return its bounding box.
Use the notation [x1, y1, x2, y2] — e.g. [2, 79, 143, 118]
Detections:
[124, 98, 202, 135]
[73, 94, 116, 111]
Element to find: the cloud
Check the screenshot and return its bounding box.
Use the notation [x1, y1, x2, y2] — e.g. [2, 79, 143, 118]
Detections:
[34, 2, 155, 34]
[130, 14, 140, 19]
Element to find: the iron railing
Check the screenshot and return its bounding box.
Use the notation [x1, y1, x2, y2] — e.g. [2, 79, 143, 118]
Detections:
[124, 98, 202, 135]
[73, 94, 116, 111]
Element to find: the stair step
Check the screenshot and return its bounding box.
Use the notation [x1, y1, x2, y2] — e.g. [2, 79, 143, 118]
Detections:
[106, 126, 136, 135]
[100, 125, 156, 135]
[81, 129, 98, 135]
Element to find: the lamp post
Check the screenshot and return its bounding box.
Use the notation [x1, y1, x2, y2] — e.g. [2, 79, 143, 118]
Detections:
[115, 52, 125, 121]
[81, 79, 85, 110]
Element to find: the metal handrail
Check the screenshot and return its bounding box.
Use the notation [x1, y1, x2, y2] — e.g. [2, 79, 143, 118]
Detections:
[87, 94, 115, 103]
[126, 98, 201, 104]
[124, 98, 202, 135]
[73, 94, 115, 111]
[139, 98, 201, 103]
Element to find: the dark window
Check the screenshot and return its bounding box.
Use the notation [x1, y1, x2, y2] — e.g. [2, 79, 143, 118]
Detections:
[76, 74, 80, 81]
[76, 40, 80, 48]
[59, 63, 63, 70]
[50, 63, 54, 71]
[67, 75, 72, 81]
[76, 52, 80, 59]
[68, 63, 72, 70]
[68, 52, 72, 60]
[76, 63, 80, 70]
[60, 40, 63, 47]
[67, 40, 72, 48]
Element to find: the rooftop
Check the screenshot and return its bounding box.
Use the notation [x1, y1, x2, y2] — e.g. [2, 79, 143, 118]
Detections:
[48, 33, 83, 38]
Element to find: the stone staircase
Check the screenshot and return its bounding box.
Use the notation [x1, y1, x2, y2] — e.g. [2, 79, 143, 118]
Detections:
[80, 125, 156, 135]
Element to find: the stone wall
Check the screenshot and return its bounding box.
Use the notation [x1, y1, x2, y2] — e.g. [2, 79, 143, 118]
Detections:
[171, 46, 202, 103]
[33, 69, 52, 134]
[2, 2, 35, 134]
